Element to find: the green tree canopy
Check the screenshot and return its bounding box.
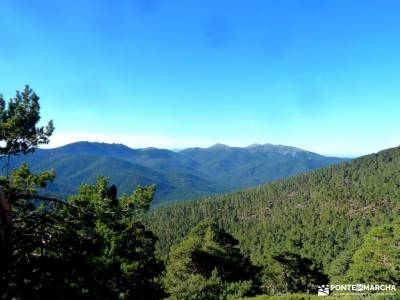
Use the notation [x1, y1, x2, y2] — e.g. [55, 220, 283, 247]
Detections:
[345, 220, 400, 285]
[163, 220, 259, 300]
[272, 252, 329, 294]
[2, 175, 164, 299]
[0, 85, 54, 162]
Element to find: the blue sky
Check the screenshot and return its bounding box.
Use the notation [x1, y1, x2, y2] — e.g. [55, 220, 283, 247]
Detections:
[1, 0, 400, 157]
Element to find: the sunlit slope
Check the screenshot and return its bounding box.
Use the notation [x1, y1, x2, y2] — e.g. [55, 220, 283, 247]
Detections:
[145, 146, 400, 279]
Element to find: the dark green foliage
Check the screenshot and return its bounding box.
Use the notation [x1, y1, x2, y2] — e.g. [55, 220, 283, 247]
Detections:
[144, 146, 400, 285]
[0, 85, 54, 158]
[0, 164, 57, 299]
[163, 221, 259, 299]
[58, 178, 164, 299]
[2, 176, 164, 299]
[272, 252, 328, 293]
[345, 220, 400, 285]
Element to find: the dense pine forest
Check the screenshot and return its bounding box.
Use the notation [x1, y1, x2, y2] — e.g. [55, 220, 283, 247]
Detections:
[145, 146, 400, 281]
[1, 87, 399, 299]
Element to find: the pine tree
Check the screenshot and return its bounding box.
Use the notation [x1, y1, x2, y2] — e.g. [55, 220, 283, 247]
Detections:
[0, 87, 164, 299]
[163, 220, 259, 299]
[272, 252, 329, 293]
[345, 220, 400, 285]
[0, 85, 54, 176]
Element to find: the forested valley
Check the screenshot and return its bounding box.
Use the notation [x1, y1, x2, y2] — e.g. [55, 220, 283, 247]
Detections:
[1, 87, 399, 299]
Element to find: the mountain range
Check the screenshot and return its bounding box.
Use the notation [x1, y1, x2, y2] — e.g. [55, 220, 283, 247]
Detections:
[8, 141, 347, 204]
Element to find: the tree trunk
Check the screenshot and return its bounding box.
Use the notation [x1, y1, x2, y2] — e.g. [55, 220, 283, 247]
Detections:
[0, 188, 11, 243]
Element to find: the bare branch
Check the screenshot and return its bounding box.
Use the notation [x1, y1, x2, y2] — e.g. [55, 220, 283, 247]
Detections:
[14, 193, 67, 205]
[13, 192, 90, 217]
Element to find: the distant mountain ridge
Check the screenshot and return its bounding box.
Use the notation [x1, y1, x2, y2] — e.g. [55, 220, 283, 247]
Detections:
[8, 141, 348, 204]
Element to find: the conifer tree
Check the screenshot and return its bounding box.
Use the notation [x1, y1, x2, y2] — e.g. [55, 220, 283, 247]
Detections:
[0, 87, 164, 299]
[0, 85, 54, 176]
[345, 220, 400, 285]
[273, 252, 329, 293]
[163, 221, 259, 299]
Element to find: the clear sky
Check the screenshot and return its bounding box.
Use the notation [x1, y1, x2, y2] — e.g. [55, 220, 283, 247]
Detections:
[1, 0, 400, 157]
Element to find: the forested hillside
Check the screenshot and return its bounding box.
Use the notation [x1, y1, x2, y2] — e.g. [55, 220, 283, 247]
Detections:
[2, 86, 399, 299]
[144, 146, 400, 281]
[10, 141, 345, 204]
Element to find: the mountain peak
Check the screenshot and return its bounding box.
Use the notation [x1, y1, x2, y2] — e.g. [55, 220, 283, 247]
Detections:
[245, 143, 309, 157]
[61, 141, 132, 149]
[246, 143, 263, 148]
[208, 143, 231, 150]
